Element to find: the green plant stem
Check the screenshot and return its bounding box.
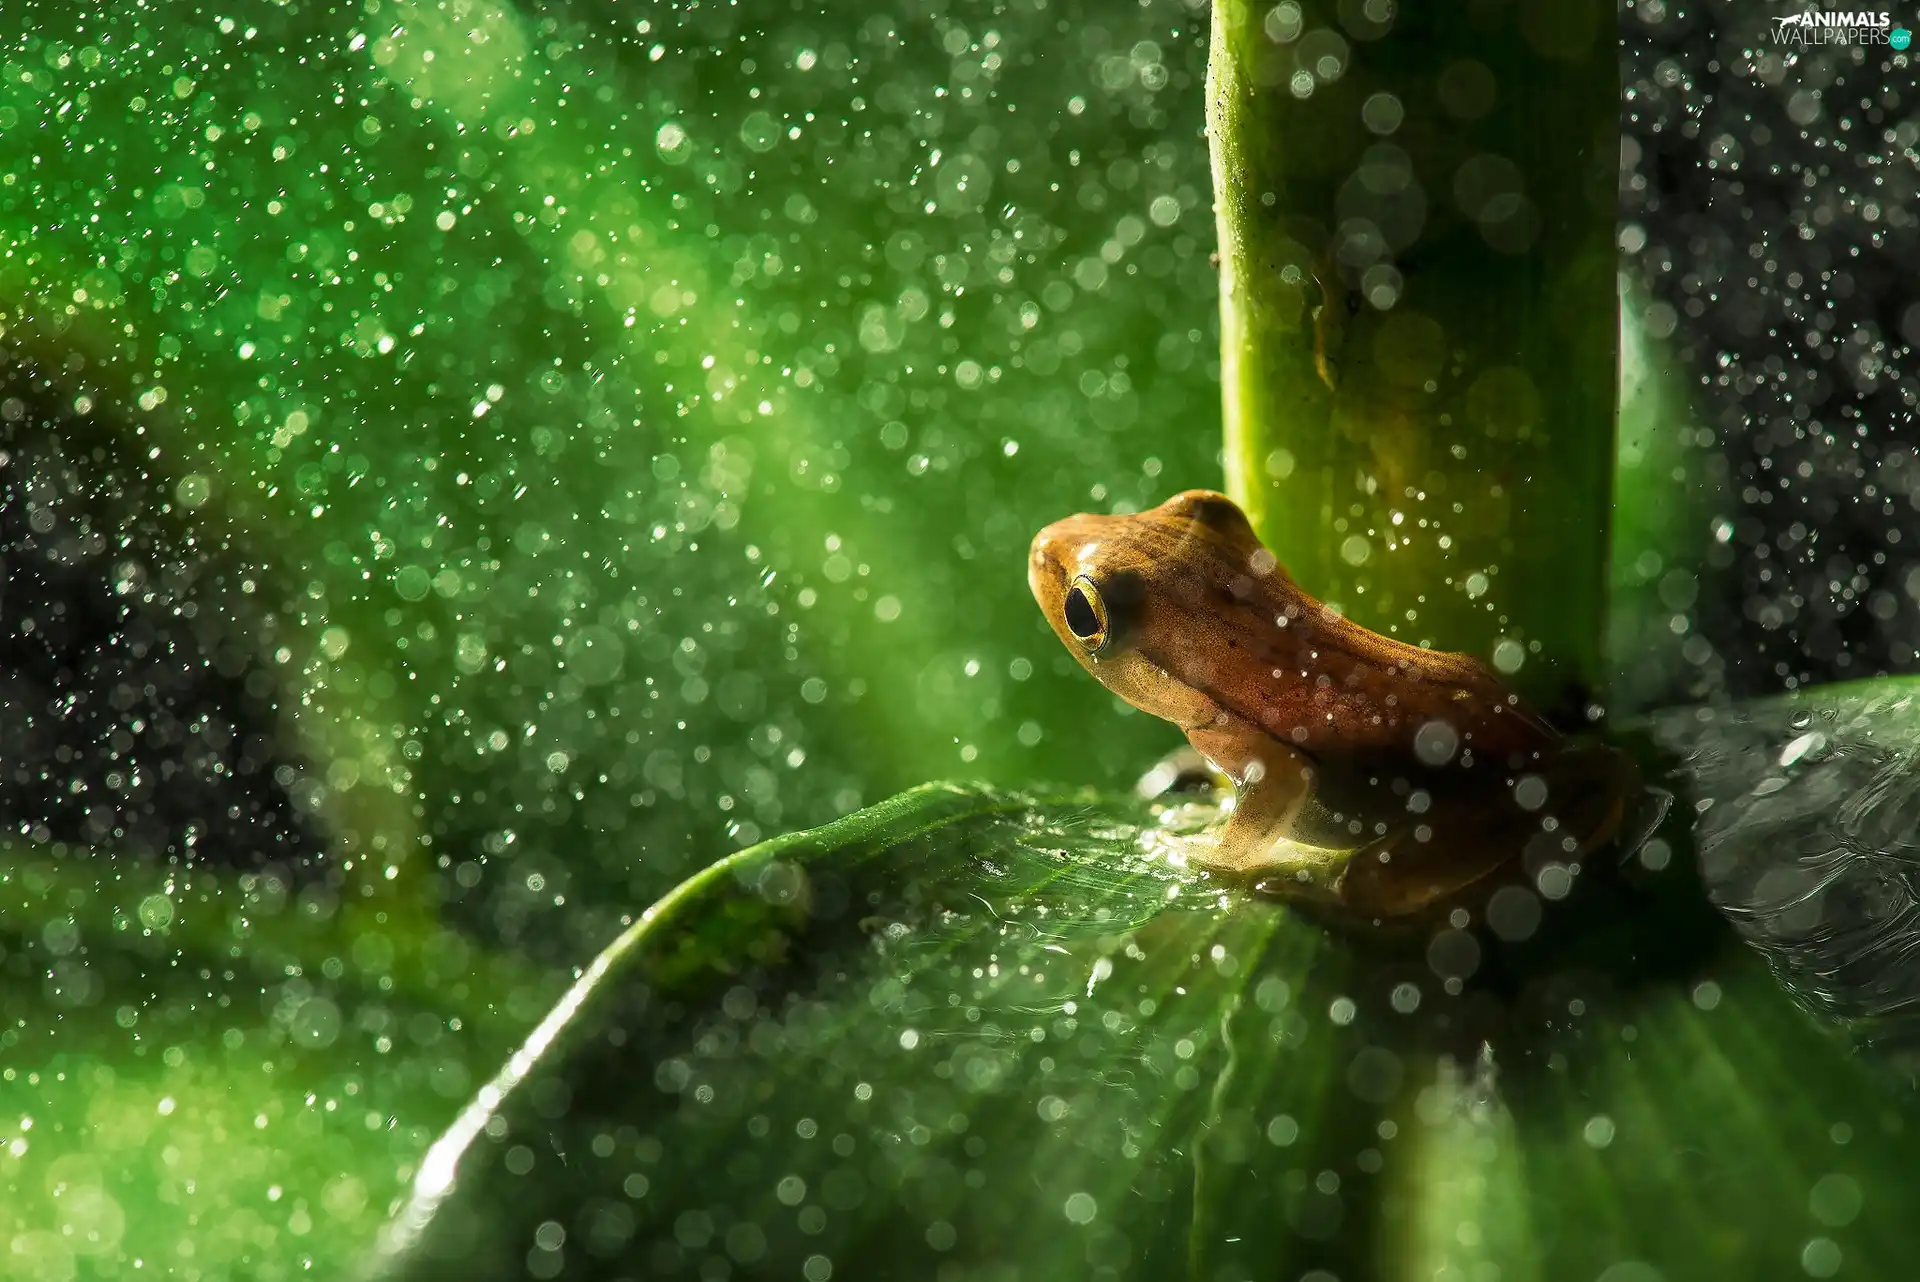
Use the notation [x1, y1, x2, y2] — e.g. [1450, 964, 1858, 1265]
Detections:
[1208, 0, 1618, 712]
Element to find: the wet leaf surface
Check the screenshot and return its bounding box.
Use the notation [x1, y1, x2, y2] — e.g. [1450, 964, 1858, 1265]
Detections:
[1653, 678, 1920, 1052]
[373, 754, 1920, 1282]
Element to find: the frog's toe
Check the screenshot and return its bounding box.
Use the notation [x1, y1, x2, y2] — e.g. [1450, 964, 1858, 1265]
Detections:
[1251, 863, 1337, 898]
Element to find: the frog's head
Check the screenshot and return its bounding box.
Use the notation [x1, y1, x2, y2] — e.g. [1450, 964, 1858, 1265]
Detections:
[1028, 490, 1261, 729]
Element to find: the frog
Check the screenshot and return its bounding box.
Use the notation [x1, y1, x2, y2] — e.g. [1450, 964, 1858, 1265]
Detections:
[1028, 489, 1647, 918]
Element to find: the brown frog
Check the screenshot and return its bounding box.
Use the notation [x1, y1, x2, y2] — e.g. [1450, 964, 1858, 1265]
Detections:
[1028, 489, 1644, 918]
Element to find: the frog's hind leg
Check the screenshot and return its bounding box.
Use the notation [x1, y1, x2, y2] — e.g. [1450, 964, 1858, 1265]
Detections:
[1335, 746, 1666, 918]
[1335, 826, 1493, 919]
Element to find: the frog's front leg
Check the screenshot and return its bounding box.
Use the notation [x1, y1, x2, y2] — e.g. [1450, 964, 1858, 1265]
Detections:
[1184, 717, 1317, 875]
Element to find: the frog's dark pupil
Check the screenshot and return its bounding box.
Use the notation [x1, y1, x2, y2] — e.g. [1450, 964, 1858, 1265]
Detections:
[1064, 585, 1102, 640]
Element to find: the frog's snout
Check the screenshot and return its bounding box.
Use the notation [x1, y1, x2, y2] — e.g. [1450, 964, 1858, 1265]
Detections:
[1027, 525, 1067, 613]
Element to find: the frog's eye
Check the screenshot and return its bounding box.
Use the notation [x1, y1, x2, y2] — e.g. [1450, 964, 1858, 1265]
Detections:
[1063, 575, 1109, 651]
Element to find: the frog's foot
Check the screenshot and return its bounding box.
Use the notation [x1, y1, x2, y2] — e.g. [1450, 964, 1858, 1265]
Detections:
[1175, 826, 1355, 905]
[1223, 826, 1504, 919]
[1240, 839, 1358, 905]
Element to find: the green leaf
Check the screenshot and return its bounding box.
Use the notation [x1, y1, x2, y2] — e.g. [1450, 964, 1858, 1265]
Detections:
[1648, 677, 1920, 1048]
[369, 765, 1920, 1281]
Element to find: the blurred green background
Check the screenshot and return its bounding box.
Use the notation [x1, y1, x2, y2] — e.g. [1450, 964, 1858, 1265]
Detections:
[0, 0, 1720, 1277]
[0, 1, 1239, 1275]
[0, 0, 1233, 913]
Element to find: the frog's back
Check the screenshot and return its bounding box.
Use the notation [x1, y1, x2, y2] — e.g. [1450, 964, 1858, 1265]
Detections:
[1130, 492, 1558, 765]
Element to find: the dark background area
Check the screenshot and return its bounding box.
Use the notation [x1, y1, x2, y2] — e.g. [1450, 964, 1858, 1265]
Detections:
[1622, 0, 1920, 695]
